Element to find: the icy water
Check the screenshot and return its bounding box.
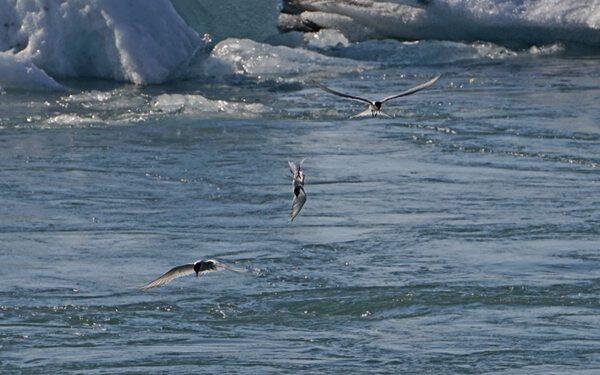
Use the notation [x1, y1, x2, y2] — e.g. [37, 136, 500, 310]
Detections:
[1, 41, 600, 373]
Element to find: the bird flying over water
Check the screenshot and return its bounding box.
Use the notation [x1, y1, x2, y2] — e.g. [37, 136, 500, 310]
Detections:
[140, 259, 243, 290]
[315, 75, 441, 118]
[289, 159, 306, 222]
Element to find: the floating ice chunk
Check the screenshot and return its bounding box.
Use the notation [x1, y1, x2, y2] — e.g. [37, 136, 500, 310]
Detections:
[1, 0, 202, 85]
[202, 38, 367, 79]
[528, 43, 565, 56]
[152, 94, 270, 118]
[471, 42, 518, 60]
[0, 52, 64, 91]
[63, 90, 148, 111]
[45, 114, 104, 127]
[304, 29, 349, 49]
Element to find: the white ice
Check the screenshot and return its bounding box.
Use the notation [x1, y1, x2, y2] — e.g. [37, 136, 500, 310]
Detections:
[152, 93, 270, 119]
[284, 0, 600, 47]
[0, 52, 64, 91]
[202, 38, 367, 80]
[0, 0, 202, 85]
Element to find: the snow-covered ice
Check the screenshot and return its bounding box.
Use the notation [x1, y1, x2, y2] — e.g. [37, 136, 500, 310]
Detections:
[0, 0, 201, 85]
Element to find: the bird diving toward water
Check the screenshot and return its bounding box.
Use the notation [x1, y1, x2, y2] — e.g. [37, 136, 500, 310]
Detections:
[289, 159, 307, 222]
[315, 75, 441, 119]
[140, 259, 244, 290]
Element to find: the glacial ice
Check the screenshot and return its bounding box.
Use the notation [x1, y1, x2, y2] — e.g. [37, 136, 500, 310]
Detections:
[0, 52, 64, 91]
[1, 0, 597, 92]
[281, 0, 600, 47]
[0, 0, 201, 85]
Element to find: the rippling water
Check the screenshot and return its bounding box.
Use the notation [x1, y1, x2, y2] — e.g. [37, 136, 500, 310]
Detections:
[1, 42, 600, 373]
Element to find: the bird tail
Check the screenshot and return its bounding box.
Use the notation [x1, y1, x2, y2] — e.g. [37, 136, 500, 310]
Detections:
[288, 160, 298, 175]
[350, 108, 373, 119]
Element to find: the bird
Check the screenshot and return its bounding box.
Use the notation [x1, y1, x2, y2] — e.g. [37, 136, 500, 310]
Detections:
[140, 259, 244, 290]
[289, 159, 307, 222]
[315, 75, 441, 118]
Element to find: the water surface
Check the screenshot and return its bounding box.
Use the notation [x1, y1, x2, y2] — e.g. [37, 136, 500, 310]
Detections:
[1, 43, 600, 373]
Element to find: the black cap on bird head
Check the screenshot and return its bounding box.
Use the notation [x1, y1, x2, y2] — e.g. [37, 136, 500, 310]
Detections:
[193, 260, 216, 277]
[374, 101, 382, 109]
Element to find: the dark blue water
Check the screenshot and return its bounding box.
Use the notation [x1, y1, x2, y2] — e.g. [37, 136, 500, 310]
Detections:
[1, 40, 600, 373]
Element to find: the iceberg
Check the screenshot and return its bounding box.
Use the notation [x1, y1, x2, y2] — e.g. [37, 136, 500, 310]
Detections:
[279, 0, 600, 48]
[0, 0, 202, 85]
[0, 52, 64, 91]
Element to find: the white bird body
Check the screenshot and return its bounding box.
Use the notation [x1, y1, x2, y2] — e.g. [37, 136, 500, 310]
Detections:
[315, 75, 441, 118]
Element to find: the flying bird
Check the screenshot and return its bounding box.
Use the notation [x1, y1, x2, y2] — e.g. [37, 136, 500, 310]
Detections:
[289, 159, 306, 222]
[140, 259, 243, 290]
[315, 75, 441, 118]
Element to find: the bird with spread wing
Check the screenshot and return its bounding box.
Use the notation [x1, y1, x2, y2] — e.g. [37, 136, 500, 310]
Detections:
[315, 75, 441, 119]
[140, 259, 244, 290]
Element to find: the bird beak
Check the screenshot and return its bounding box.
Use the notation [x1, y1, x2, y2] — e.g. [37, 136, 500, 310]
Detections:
[195, 272, 199, 278]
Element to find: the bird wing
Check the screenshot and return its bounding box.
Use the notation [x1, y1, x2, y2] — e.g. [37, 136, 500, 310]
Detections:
[379, 75, 441, 103]
[140, 263, 195, 290]
[288, 160, 299, 176]
[315, 82, 373, 105]
[289, 159, 306, 181]
[298, 158, 306, 168]
[290, 187, 307, 222]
